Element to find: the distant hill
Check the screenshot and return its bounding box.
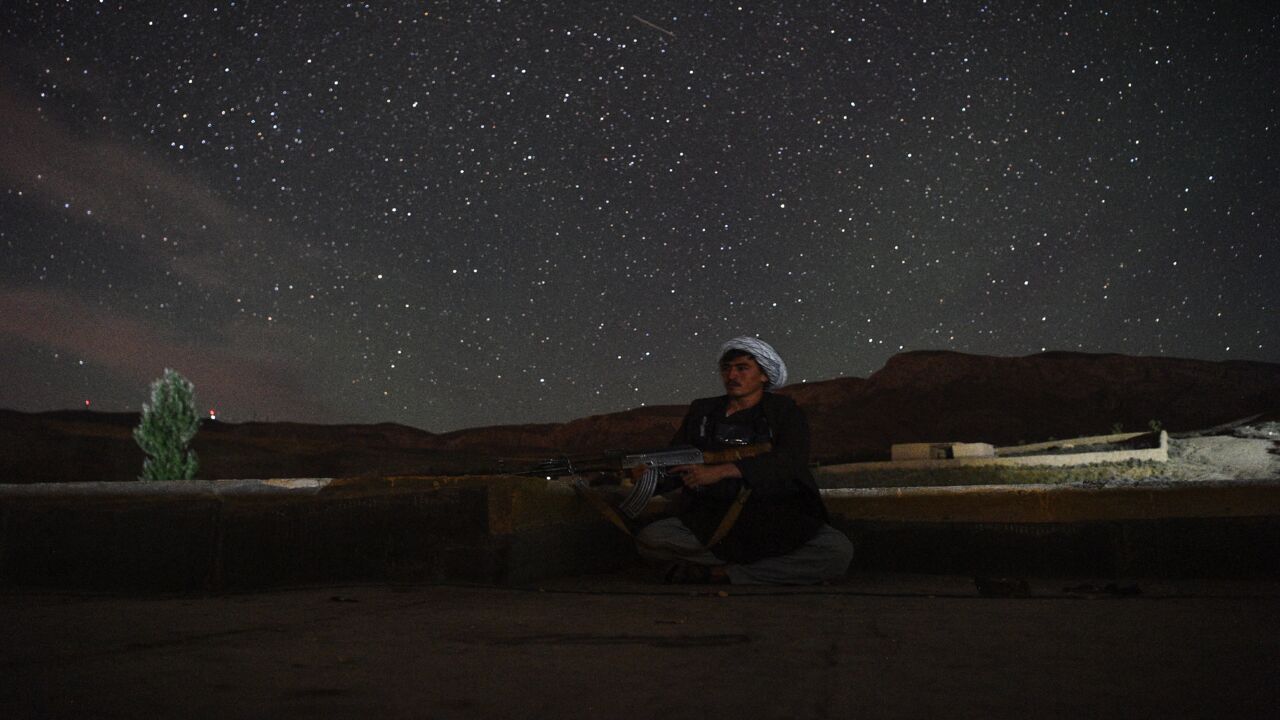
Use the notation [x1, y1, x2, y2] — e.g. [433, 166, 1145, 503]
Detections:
[3, 351, 1278, 483]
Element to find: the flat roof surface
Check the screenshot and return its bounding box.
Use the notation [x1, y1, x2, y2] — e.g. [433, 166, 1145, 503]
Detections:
[6, 571, 1279, 719]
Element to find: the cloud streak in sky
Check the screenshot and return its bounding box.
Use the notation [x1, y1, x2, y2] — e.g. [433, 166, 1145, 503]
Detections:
[0, 80, 323, 293]
[0, 286, 338, 421]
[1, 83, 228, 231]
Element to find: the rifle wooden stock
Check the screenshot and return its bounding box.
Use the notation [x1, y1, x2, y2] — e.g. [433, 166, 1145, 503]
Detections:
[701, 442, 772, 465]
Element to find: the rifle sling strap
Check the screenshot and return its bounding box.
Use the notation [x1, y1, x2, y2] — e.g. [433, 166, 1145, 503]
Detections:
[705, 487, 751, 549]
[572, 479, 635, 538]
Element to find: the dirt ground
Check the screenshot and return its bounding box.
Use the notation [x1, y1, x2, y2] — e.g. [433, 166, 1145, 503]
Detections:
[4, 572, 1279, 719]
[1166, 431, 1280, 481]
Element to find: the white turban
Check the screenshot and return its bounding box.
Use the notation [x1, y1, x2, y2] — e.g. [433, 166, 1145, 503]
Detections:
[719, 336, 788, 388]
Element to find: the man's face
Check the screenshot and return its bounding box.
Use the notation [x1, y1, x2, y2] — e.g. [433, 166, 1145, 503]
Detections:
[720, 354, 769, 400]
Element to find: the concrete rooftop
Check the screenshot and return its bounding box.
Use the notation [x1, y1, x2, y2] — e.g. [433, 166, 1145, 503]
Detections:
[5, 572, 1279, 719]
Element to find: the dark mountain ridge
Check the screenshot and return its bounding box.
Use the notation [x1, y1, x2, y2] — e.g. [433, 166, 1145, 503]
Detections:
[3, 351, 1277, 483]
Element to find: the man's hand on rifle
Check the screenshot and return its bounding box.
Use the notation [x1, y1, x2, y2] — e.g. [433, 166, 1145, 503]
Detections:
[672, 462, 742, 488]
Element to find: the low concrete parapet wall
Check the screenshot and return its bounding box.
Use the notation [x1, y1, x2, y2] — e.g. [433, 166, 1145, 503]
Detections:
[836, 516, 1280, 578]
[2, 475, 1278, 591]
[821, 481, 1280, 578]
[820, 479, 1280, 523]
[0, 476, 629, 591]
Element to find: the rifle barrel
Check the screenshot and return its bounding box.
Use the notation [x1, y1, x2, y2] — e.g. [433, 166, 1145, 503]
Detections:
[505, 442, 771, 477]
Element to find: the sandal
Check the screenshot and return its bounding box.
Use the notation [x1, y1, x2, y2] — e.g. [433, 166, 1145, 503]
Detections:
[664, 563, 729, 584]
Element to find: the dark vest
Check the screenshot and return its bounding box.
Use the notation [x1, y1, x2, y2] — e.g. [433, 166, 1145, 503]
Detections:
[678, 395, 825, 563]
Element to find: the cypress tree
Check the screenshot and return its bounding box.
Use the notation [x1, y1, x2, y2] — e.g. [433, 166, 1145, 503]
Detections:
[133, 368, 201, 481]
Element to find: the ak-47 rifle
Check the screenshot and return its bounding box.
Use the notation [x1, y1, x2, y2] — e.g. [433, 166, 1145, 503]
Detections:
[513, 442, 772, 521]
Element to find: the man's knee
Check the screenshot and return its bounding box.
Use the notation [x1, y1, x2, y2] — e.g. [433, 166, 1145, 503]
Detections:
[635, 517, 696, 560]
[636, 517, 681, 547]
[835, 531, 854, 568]
[634, 522, 661, 559]
[815, 525, 854, 575]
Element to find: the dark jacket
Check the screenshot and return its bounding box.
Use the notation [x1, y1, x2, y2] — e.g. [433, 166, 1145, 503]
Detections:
[672, 392, 827, 562]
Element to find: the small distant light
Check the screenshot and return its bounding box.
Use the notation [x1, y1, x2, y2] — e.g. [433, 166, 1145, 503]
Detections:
[84, 399, 91, 407]
[209, 409, 218, 420]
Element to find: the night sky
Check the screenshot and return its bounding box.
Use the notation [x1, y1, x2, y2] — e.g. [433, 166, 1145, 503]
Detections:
[1, 2, 1276, 431]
